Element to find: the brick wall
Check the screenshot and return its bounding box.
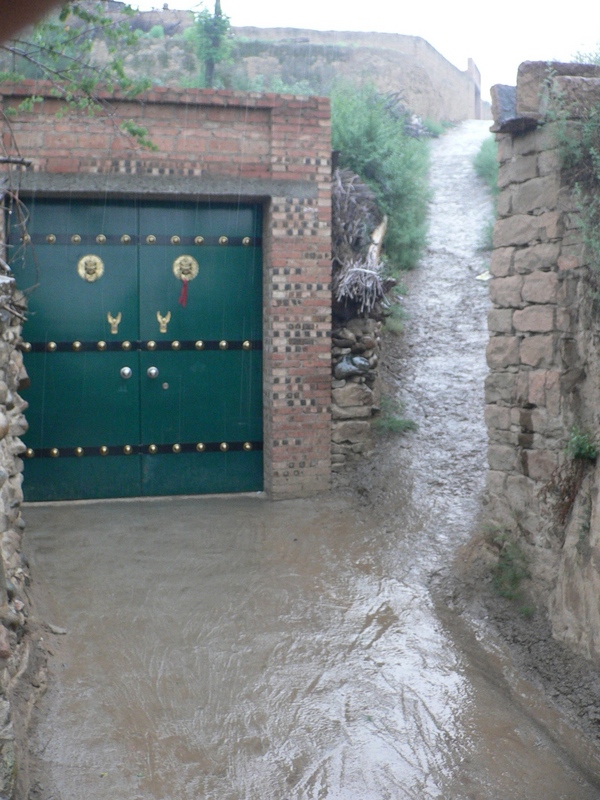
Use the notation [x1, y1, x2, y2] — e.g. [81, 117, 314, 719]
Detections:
[0, 81, 333, 499]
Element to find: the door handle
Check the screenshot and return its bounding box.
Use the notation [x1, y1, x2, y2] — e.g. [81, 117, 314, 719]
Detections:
[120, 366, 132, 380]
[157, 311, 171, 334]
[107, 312, 122, 335]
[147, 366, 159, 379]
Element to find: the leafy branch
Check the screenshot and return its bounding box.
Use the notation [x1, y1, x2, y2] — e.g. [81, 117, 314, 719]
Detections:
[0, 1, 154, 148]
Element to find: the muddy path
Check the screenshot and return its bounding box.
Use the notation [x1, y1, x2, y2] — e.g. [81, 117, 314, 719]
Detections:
[24, 121, 600, 799]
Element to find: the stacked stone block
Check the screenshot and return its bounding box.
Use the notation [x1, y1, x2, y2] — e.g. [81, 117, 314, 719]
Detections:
[0, 277, 36, 798]
[330, 318, 382, 470]
[487, 65, 586, 542]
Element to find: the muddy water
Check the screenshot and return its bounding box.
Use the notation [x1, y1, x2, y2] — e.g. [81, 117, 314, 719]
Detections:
[27, 122, 600, 799]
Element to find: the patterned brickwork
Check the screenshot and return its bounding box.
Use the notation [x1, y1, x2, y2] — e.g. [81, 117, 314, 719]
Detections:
[0, 82, 332, 498]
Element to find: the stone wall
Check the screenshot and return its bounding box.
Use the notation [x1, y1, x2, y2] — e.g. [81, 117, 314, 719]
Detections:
[0, 80, 333, 500]
[331, 318, 382, 471]
[0, 270, 38, 798]
[487, 61, 600, 662]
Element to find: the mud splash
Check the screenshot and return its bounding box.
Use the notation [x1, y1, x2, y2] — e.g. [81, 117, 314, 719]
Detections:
[26, 122, 600, 799]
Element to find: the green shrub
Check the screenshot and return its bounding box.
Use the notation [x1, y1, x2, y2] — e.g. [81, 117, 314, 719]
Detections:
[147, 24, 165, 39]
[479, 219, 495, 252]
[492, 535, 530, 600]
[567, 427, 598, 460]
[473, 136, 499, 252]
[331, 83, 430, 275]
[383, 301, 407, 335]
[473, 136, 499, 195]
[421, 118, 447, 137]
[373, 396, 417, 434]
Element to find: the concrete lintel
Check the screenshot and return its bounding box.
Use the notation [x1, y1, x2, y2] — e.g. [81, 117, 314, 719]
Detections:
[16, 173, 319, 201]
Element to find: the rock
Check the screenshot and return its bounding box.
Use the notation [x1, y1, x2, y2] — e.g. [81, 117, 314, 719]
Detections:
[0, 699, 10, 729]
[331, 404, 372, 420]
[48, 623, 67, 635]
[332, 383, 373, 407]
[332, 327, 357, 347]
[360, 335, 377, 349]
[337, 327, 357, 343]
[331, 420, 371, 443]
[346, 318, 376, 335]
[350, 342, 367, 354]
[0, 627, 10, 660]
[7, 412, 27, 437]
[490, 84, 528, 134]
[0, 610, 19, 628]
[333, 355, 371, 380]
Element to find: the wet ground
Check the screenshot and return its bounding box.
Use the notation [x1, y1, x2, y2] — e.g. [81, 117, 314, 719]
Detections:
[26, 121, 600, 799]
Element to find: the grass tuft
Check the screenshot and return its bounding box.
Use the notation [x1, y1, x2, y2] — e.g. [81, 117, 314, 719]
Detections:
[373, 396, 417, 434]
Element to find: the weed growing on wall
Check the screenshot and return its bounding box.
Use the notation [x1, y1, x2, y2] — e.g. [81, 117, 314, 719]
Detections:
[331, 83, 430, 275]
[473, 136, 499, 251]
[567, 426, 598, 461]
[540, 428, 597, 530]
[556, 101, 600, 273]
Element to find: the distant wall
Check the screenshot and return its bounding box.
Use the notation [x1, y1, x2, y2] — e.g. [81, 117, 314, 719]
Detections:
[232, 28, 482, 122]
[96, 5, 483, 123]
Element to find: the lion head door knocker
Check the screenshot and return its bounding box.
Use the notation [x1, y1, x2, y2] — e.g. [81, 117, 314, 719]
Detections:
[156, 310, 171, 334]
[107, 312, 122, 335]
[172, 254, 199, 307]
[77, 254, 104, 283]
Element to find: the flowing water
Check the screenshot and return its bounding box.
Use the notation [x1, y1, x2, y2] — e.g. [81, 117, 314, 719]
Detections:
[26, 121, 600, 799]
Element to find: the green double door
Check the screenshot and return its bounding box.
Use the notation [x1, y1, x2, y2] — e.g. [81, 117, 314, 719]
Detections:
[12, 199, 263, 501]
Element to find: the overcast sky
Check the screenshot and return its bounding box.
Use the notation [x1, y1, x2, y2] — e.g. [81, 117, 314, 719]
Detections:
[132, 0, 600, 101]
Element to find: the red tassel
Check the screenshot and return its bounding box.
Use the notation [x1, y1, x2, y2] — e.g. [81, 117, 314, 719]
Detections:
[178, 279, 188, 307]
